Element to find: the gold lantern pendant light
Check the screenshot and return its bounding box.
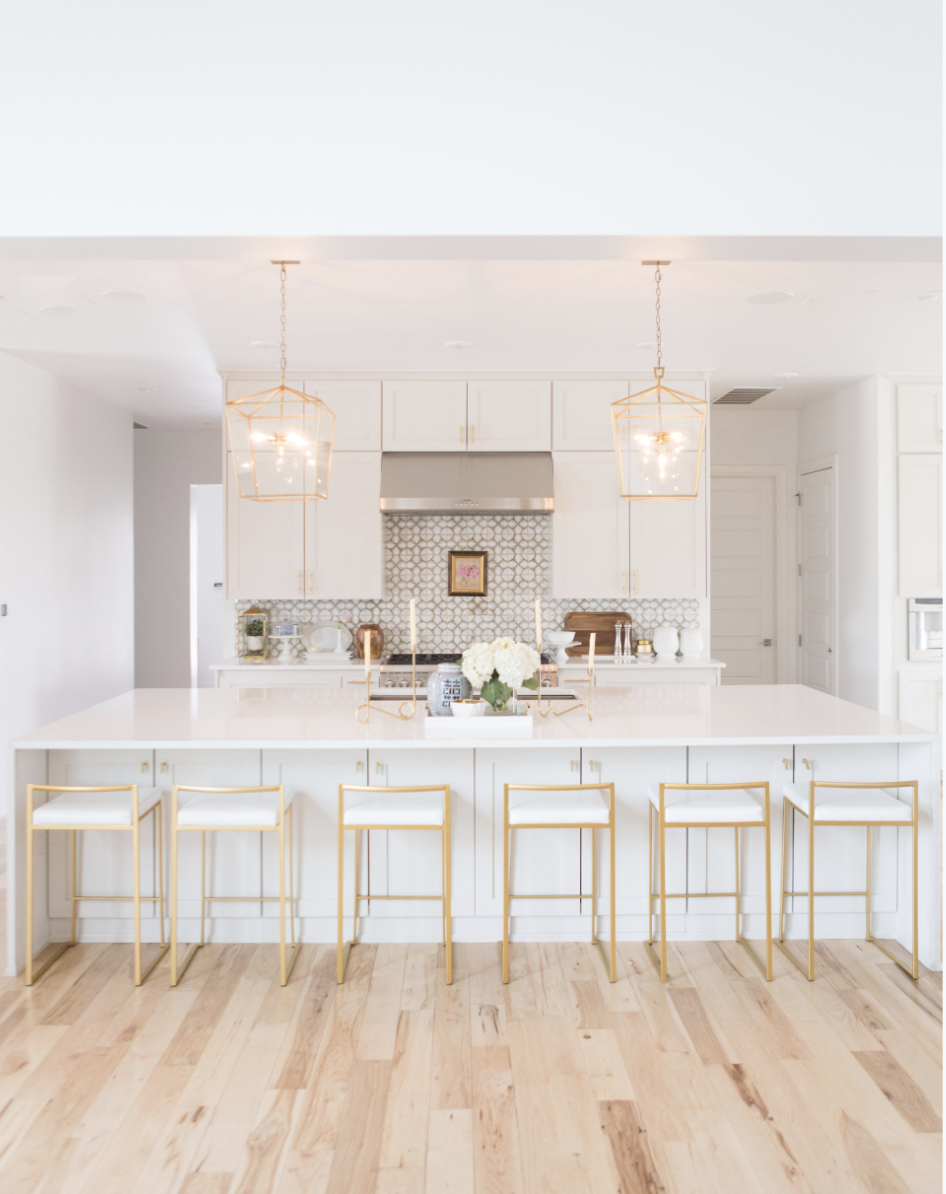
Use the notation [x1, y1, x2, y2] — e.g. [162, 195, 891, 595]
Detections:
[611, 262, 707, 500]
[226, 261, 335, 501]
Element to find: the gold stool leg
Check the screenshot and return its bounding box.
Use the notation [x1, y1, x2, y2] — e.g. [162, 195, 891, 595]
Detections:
[734, 826, 740, 943]
[278, 814, 287, 986]
[866, 825, 872, 942]
[157, 803, 166, 946]
[200, 830, 206, 947]
[659, 813, 668, 984]
[71, 830, 78, 945]
[807, 810, 815, 981]
[911, 796, 919, 979]
[170, 800, 178, 985]
[25, 802, 34, 986]
[591, 827, 596, 945]
[337, 788, 345, 984]
[609, 807, 616, 982]
[502, 814, 510, 985]
[133, 813, 142, 986]
[763, 789, 773, 981]
[647, 802, 653, 945]
[444, 789, 452, 986]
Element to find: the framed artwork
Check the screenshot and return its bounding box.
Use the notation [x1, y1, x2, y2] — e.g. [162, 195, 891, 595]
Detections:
[448, 550, 488, 596]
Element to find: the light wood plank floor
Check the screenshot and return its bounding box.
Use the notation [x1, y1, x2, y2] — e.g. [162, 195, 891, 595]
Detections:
[0, 875, 940, 1189]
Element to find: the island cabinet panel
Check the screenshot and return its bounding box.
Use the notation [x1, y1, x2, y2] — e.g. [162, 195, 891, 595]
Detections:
[156, 750, 266, 923]
[262, 749, 368, 919]
[46, 750, 162, 930]
[474, 748, 585, 921]
[357, 749, 476, 922]
[784, 743, 901, 936]
[576, 747, 687, 926]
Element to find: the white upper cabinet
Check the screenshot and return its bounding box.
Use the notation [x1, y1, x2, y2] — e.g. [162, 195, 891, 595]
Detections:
[898, 384, 943, 452]
[551, 452, 630, 599]
[629, 488, 707, 598]
[552, 380, 628, 450]
[467, 381, 551, 451]
[899, 454, 942, 596]
[226, 453, 306, 599]
[305, 453, 383, 599]
[382, 381, 468, 451]
[298, 379, 382, 451]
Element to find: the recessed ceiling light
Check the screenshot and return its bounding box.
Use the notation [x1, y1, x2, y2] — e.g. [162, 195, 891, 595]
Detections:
[136, 386, 155, 393]
[38, 304, 77, 318]
[250, 340, 278, 349]
[99, 290, 147, 304]
[917, 291, 942, 302]
[636, 341, 657, 350]
[444, 340, 474, 349]
[202, 420, 217, 426]
[773, 372, 799, 379]
[746, 292, 794, 305]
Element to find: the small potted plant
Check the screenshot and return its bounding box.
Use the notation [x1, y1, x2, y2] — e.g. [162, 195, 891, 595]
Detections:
[245, 617, 265, 653]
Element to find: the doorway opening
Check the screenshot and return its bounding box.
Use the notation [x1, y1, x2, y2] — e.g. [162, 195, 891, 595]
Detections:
[189, 484, 224, 688]
[797, 460, 838, 695]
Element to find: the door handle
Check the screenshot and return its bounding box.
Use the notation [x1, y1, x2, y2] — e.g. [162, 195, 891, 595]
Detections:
[762, 639, 772, 646]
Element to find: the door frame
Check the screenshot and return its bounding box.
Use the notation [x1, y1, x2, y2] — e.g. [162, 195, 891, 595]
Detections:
[796, 455, 839, 696]
[710, 464, 795, 684]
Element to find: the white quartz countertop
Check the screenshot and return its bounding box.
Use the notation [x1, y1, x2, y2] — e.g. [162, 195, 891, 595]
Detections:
[12, 685, 936, 750]
[559, 655, 725, 669]
[211, 656, 366, 670]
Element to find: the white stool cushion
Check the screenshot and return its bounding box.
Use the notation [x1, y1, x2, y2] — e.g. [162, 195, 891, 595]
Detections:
[647, 786, 765, 824]
[32, 787, 162, 828]
[176, 790, 293, 828]
[508, 790, 610, 826]
[343, 793, 446, 827]
[782, 782, 913, 822]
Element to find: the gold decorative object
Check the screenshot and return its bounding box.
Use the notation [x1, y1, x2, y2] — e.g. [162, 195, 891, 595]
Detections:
[239, 605, 269, 661]
[225, 262, 335, 502]
[548, 630, 595, 721]
[611, 262, 707, 500]
[352, 613, 418, 723]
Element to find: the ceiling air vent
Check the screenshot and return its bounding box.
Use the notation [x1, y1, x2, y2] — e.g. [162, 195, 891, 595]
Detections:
[713, 388, 776, 405]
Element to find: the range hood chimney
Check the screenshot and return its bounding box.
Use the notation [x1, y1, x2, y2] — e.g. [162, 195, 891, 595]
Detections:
[380, 452, 554, 515]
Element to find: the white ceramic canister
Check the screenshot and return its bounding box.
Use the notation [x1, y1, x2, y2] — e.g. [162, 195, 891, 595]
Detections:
[679, 622, 704, 657]
[652, 622, 680, 658]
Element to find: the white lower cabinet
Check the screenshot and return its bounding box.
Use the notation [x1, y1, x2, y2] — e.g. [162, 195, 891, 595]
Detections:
[551, 452, 630, 599]
[898, 667, 943, 733]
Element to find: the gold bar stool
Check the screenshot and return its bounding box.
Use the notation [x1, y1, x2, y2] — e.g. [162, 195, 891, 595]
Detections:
[170, 784, 299, 986]
[338, 783, 452, 984]
[25, 783, 167, 985]
[780, 776, 919, 981]
[648, 782, 773, 983]
[503, 782, 616, 984]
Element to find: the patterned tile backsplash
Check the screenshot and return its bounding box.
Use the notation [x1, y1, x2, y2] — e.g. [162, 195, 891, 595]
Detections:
[235, 514, 700, 658]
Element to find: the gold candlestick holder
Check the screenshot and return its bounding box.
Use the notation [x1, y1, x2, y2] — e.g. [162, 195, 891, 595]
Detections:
[353, 648, 418, 723]
[552, 660, 594, 721]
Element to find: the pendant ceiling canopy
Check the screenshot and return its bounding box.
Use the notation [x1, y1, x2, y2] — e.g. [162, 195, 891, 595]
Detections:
[225, 262, 335, 502]
[611, 262, 707, 501]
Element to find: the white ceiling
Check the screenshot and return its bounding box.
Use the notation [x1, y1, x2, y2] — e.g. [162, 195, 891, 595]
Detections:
[0, 239, 940, 426]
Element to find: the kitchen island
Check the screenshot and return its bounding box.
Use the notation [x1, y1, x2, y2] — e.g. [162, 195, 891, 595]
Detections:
[8, 684, 939, 975]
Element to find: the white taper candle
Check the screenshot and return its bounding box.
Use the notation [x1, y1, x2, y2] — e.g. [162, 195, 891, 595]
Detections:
[409, 598, 417, 651]
[364, 629, 371, 679]
[535, 597, 542, 653]
[588, 632, 596, 674]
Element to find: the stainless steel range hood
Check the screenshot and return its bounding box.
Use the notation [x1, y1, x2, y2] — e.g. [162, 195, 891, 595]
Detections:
[380, 452, 554, 514]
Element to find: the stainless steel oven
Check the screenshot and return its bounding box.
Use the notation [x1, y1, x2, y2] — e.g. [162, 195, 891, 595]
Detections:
[908, 598, 943, 660]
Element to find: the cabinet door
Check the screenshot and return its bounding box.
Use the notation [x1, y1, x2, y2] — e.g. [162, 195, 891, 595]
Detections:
[898, 454, 943, 596]
[898, 384, 943, 452]
[898, 669, 943, 732]
[226, 453, 305, 599]
[298, 379, 382, 451]
[552, 380, 628, 450]
[467, 381, 551, 451]
[305, 453, 383, 598]
[629, 482, 707, 597]
[551, 452, 630, 599]
[382, 381, 468, 451]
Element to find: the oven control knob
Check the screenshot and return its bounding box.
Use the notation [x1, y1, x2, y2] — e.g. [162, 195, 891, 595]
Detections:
[399, 678, 409, 688]
[384, 680, 394, 688]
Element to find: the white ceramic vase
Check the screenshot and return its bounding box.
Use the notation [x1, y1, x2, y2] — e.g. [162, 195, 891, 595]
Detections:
[652, 622, 679, 658]
[679, 623, 704, 656]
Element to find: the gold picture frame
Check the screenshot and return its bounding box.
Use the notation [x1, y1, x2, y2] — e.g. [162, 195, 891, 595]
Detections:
[448, 550, 488, 597]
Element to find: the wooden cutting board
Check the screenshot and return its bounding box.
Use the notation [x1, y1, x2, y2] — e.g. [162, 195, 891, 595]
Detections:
[563, 611, 632, 656]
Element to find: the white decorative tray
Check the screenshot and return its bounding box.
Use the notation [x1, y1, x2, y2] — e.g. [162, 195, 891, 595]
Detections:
[424, 713, 534, 739]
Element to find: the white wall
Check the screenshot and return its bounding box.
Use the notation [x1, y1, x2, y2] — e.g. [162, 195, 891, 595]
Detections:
[798, 378, 888, 709]
[0, 2, 939, 237]
[0, 352, 134, 760]
[135, 428, 221, 687]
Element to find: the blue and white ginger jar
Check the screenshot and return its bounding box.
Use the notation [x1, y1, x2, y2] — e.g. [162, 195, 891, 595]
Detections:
[426, 662, 472, 716]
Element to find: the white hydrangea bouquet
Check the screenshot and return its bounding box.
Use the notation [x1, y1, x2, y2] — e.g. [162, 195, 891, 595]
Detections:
[460, 637, 542, 713]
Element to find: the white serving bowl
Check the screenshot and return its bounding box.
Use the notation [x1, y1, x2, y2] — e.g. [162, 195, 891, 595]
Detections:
[450, 699, 489, 718]
[545, 630, 577, 665]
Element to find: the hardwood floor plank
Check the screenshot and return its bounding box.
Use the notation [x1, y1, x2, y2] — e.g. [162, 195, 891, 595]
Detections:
[469, 945, 507, 1048]
[431, 946, 471, 1111]
[273, 947, 337, 1090]
[274, 1147, 334, 1194]
[401, 945, 438, 1012]
[379, 1010, 433, 1170]
[853, 1049, 942, 1134]
[160, 945, 258, 1068]
[357, 944, 409, 1062]
[836, 988, 894, 1033]
[471, 1045, 524, 1194]
[667, 987, 729, 1065]
[375, 1167, 424, 1194]
[178, 1175, 236, 1194]
[0, 1098, 44, 1169]
[876, 964, 943, 1025]
[876, 1028, 943, 1115]
[598, 1099, 665, 1194]
[528, 945, 570, 1018]
[838, 1110, 913, 1194]
[426, 1108, 474, 1194]
[578, 1028, 635, 1101]
[230, 1086, 301, 1194]
[324, 1059, 392, 1194]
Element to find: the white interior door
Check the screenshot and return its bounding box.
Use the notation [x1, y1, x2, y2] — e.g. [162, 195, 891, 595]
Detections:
[190, 484, 224, 687]
[798, 463, 837, 694]
[710, 475, 776, 684]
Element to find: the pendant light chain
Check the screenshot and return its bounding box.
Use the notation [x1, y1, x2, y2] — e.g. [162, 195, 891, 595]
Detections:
[654, 264, 662, 372]
[279, 263, 287, 384]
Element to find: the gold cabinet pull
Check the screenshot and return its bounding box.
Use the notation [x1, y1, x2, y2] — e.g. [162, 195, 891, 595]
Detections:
[140, 761, 148, 773]
[160, 762, 168, 774]
[460, 425, 465, 444]
[356, 761, 363, 773]
[470, 424, 475, 443]
[782, 758, 791, 770]
[802, 758, 811, 770]
[307, 570, 313, 594]
[570, 760, 577, 772]
[622, 570, 627, 593]
[376, 761, 383, 775]
[296, 571, 302, 594]
[633, 569, 639, 594]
